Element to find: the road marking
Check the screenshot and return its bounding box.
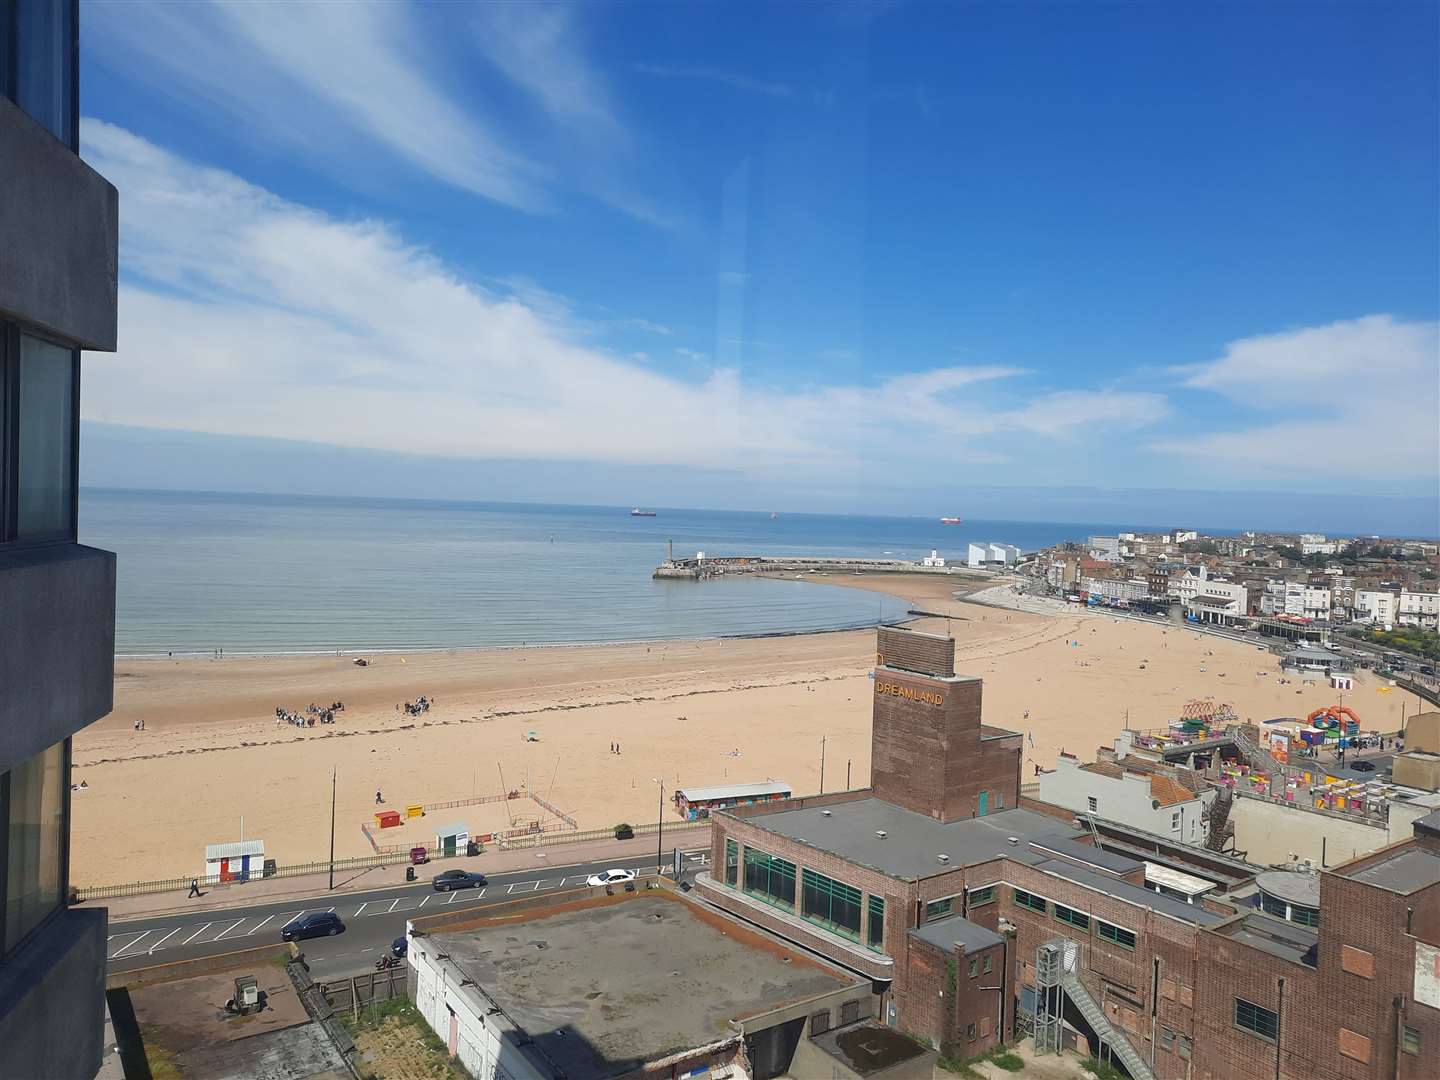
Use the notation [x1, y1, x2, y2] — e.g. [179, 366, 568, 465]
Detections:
[326, 907, 335, 914]
[506, 883, 516, 894]
[181, 922, 214, 946]
[446, 890, 461, 904]
[246, 915, 275, 936]
[418, 895, 430, 908]
[212, 919, 246, 942]
[386, 899, 400, 913]
[111, 931, 153, 959]
[147, 928, 181, 954]
[354, 902, 369, 916]
[476, 887, 486, 898]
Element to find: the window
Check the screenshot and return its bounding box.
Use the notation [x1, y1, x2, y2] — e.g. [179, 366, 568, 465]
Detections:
[1291, 905, 1320, 928]
[801, 868, 862, 940]
[742, 849, 796, 911]
[1234, 997, 1279, 1042]
[967, 957, 977, 977]
[982, 954, 992, 974]
[810, 1010, 831, 1037]
[994, 790, 1004, 810]
[3, 740, 67, 954]
[967, 885, 996, 908]
[1013, 888, 1046, 914]
[1054, 903, 1090, 931]
[1160, 1027, 1175, 1051]
[724, 839, 738, 886]
[925, 896, 954, 919]
[1260, 892, 1288, 919]
[1177, 1035, 1192, 1060]
[1171, 811, 1181, 831]
[1097, 920, 1135, 949]
[12, 0, 76, 148]
[867, 894, 885, 951]
[1087, 797, 1098, 812]
[2, 328, 78, 544]
[966, 1023, 976, 1041]
[1402, 1025, 1420, 1055]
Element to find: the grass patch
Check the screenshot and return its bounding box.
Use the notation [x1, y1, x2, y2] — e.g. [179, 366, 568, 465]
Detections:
[938, 1044, 1024, 1078]
[1082, 1057, 1130, 1080]
[346, 996, 471, 1080]
[339, 994, 418, 1034]
[142, 1040, 182, 1080]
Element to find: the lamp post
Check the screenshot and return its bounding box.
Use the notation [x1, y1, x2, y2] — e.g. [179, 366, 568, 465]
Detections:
[328, 767, 336, 891]
[651, 778, 665, 875]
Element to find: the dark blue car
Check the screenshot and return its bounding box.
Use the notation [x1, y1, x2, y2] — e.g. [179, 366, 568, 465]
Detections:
[281, 911, 345, 941]
[391, 935, 408, 958]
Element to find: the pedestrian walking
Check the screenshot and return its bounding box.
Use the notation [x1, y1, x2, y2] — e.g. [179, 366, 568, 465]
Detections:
[188, 879, 201, 898]
[375, 789, 383, 804]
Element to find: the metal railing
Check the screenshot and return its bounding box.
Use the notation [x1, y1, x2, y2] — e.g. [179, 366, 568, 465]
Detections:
[76, 819, 710, 901]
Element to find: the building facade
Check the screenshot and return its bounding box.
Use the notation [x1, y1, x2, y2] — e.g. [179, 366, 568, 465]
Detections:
[1398, 590, 1440, 631]
[0, 2, 119, 1076]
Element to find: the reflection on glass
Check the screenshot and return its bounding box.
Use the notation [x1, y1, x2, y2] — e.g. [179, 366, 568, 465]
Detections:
[15, 0, 74, 147]
[17, 333, 74, 538]
[5, 741, 65, 952]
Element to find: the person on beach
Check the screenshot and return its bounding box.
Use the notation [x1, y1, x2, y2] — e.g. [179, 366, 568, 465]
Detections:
[375, 789, 383, 804]
[188, 879, 202, 898]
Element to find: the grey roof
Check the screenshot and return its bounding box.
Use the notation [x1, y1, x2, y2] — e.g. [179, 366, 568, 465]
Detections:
[204, 841, 264, 860]
[1028, 837, 1143, 877]
[1343, 847, 1440, 893]
[1415, 807, 1440, 835]
[1223, 913, 1318, 967]
[1288, 645, 1342, 661]
[746, 799, 1079, 880]
[909, 915, 1003, 954]
[1026, 858, 1226, 927]
[1256, 871, 1320, 908]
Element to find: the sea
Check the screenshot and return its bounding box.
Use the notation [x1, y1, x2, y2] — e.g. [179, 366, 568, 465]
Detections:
[82, 488, 1135, 656]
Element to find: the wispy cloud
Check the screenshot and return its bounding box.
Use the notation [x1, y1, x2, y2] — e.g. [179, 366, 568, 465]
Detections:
[1151, 315, 1440, 481]
[85, 0, 666, 224]
[82, 123, 1172, 483]
[633, 63, 795, 100]
[622, 319, 673, 336]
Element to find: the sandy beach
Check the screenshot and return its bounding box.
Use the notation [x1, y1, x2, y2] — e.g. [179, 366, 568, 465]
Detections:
[71, 574, 1423, 886]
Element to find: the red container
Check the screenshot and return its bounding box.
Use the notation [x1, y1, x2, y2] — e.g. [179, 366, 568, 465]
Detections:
[410, 846, 429, 864]
[377, 810, 402, 829]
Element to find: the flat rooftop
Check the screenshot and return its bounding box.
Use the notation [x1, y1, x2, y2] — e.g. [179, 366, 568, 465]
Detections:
[909, 915, 1003, 953]
[1218, 912, 1318, 968]
[1339, 847, 1440, 893]
[811, 1021, 933, 1077]
[429, 893, 857, 1079]
[746, 798, 1081, 880]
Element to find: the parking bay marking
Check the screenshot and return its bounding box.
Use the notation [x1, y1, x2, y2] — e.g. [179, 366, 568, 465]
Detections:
[146, 928, 181, 954]
[111, 931, 153, 959]
[212, 919, 246, 942]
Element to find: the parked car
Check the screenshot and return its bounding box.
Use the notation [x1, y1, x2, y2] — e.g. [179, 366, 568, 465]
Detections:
[281, 911, 344, 941]
[1350, 760, 1376, 772]
[586, 868, 638, 887]
[390, 935, 408, 958]
[432, 868, 487, 891]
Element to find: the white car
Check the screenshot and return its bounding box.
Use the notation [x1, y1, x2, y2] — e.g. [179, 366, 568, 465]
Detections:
[586, 867, 638, 887]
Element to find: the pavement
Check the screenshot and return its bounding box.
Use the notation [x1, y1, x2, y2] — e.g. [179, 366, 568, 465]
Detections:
[104, 845, 712, 982]
[93, 826, 708, 923]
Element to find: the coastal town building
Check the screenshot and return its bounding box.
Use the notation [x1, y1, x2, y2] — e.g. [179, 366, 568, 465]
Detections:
[1398, 589, 1440, 630]
[1039, 753, 1214, 844]
[0, 2, 120, 1076]
[685, 627, 1438, 1079]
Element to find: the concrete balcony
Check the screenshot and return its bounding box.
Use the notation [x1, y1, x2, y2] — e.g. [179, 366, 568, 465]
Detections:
[0, 97, 119, 351]
[0, 906, 107, 1079]
[0, 544, 116, 771]
[693, 872, 895, 982]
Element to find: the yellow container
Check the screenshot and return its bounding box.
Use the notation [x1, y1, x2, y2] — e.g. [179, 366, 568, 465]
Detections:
[406, 804, 424, 819]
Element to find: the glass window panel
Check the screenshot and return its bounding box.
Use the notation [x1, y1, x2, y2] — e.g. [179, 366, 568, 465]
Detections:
[925, 896, 954, 919]
[801, 868, 861, 940]
[1234, 997, 1278, 1041]
[867, 894, 884, 950]
[15, 0, 74, 147]
[16, 334, 74, 538]
[5, 741, 66, 953]
[724, 839, 738, 886]
[967, 885, 996, 907]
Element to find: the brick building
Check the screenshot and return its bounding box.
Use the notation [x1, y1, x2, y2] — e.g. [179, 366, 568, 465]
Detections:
[691, 627, 1440, 1079]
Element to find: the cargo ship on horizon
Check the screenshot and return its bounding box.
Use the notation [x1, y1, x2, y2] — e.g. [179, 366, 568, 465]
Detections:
[630, 508, 657, 517]
[939, 516, 962, 525]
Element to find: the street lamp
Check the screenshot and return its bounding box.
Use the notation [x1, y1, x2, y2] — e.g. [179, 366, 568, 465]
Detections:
[650, 778, 666, 875]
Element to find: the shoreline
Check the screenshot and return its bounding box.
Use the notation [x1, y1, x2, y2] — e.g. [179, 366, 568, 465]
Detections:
[75, 571, 1427, 886]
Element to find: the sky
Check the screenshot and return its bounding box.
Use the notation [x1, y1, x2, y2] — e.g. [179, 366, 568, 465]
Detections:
[77, 1, 1440, 534]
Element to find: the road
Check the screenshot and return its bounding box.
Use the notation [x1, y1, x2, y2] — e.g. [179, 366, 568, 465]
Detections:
[105, 848, 710, 980]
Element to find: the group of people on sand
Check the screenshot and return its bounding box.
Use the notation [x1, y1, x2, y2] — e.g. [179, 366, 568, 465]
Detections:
[398, 695, 432, 716]
[276, 701, 344, 727]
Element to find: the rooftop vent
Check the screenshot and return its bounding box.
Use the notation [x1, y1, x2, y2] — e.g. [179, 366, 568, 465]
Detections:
[820, 809, 832, 816]
[937, 854, 950, 863]
[876, 830, 888, 839]
[1007, 836, 1019, 845]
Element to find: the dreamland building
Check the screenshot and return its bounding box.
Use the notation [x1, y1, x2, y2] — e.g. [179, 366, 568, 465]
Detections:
[692, 627, 1439, 1080]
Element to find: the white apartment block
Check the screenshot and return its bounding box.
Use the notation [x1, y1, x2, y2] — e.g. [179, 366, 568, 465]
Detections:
[1302, 585, 1333, 620]
[1082, 577, 1148, 603]
[1355, 589, 1399, 628]
[1398, 590, 1440, 630]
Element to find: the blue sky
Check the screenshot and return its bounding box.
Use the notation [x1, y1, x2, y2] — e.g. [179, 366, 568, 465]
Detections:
[77, 1, 1439, 532]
